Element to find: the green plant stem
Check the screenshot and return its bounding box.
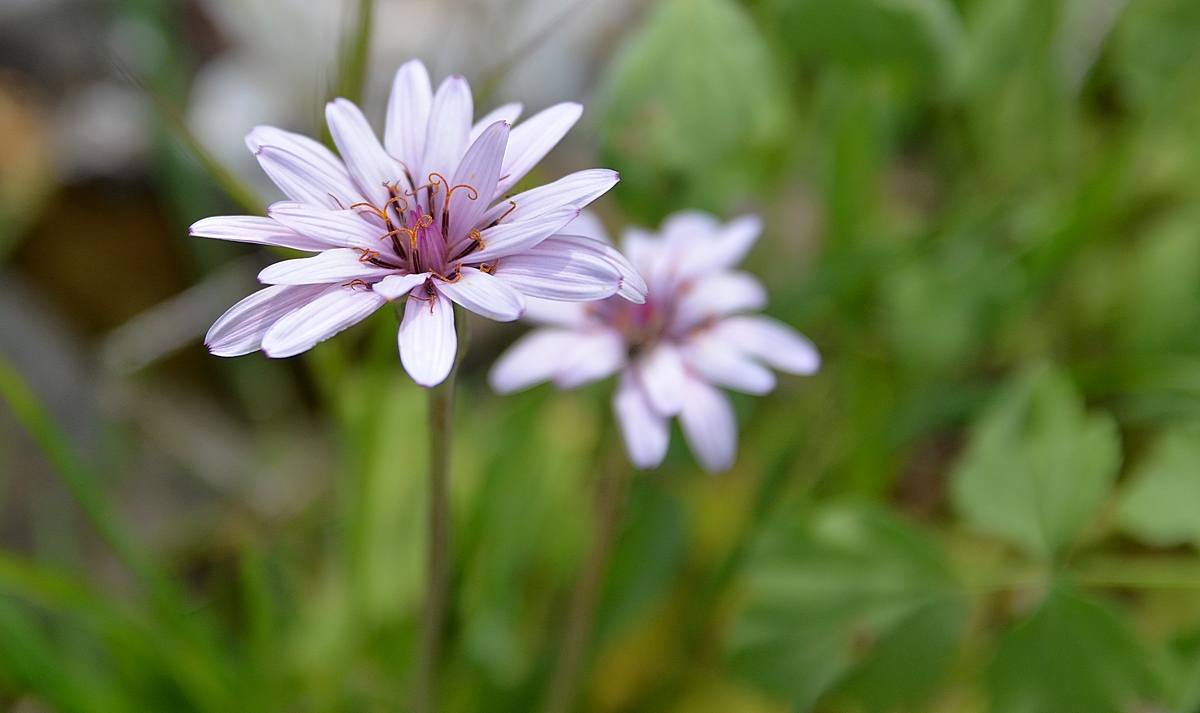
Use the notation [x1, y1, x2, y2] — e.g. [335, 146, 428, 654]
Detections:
[119, 67, 263, 216]
[542, 439, 630, 713]
[0, 351, 151, 586]
[414, 306, 469, 713]
[336, 0, 375, 104]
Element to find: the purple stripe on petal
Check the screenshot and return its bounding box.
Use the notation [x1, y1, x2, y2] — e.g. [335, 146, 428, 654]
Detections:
[399, 287, 457, 387]
[467, 207, 579, 264]
[267, 202, 382, 250]
[491, 237, 624, 302]
[260, 284, 385, 358]
[246, 126, 353, 187]
[190, 215, 329, 252]
[385, 59, 433, 171]
[257, 248, 393, 285]
[421, 75, 473, 203]
[481, 169, 617, 227]
[448, 121, 509, 244]
[253, 145, 361, 210]
[497, 102, 582, 195]
[436, 267, 525, 322]
[327, 98, 408, 207]
[206, 284, 328, 357]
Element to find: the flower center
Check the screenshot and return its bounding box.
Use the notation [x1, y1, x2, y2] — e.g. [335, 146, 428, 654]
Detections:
[592, 295, 671, 357]
[346, 172, 492, 281]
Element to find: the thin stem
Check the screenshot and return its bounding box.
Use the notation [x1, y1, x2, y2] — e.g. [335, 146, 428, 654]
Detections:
[414, 306, 469, 713]
[0, 350, 152, 587]
[542, 435, 630, 713]
[335, 0, 375, 105]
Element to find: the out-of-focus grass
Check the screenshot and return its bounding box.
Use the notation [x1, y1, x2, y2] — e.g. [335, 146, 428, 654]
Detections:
[6, 0, 1200, 711]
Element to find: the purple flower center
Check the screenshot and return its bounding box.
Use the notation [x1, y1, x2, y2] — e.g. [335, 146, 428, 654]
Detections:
[591, 292, 672, 356]
[346, 172, 509, 289]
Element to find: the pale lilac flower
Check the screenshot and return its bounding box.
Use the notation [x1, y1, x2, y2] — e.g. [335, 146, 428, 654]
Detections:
[192, 59, 644, 387]
[489, 211, 819, 473]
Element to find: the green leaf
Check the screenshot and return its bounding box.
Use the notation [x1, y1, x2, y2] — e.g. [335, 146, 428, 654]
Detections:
[990, 585, 1158, 713]
[599, 0, 790, 221]
[951, 366, 1121, 559]
[729, 505, 963, 711]
[1162, 627, 1200, 713]
[1118, 425, 1200, 549]
[766, 0, 959, 79]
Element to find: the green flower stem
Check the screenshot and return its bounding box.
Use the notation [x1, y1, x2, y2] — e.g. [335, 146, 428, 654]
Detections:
[0, 351, 152, 588]
[415, 306, 469, 713]
[542, 436, 630, 713]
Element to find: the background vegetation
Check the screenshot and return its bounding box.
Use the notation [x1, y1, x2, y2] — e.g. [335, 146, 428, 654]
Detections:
[3, 0, 1200, 710]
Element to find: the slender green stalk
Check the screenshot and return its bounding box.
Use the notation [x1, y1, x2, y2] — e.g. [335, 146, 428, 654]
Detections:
[542, 438, 630, 713]
[117, 67, 264, 216]
[335, 0, 375, 105]
[415, 307, 469, 713]
[0, 351, 151, 586]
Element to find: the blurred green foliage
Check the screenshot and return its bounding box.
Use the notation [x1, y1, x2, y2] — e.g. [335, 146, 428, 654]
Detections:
[8, 0, 1200, 711]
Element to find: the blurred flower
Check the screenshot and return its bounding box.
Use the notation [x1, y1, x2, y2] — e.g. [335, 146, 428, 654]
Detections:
[193, 59, 642, 387]
[489, 211, 820, 472]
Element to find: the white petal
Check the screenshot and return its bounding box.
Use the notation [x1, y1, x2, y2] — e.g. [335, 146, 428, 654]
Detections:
[467, 207, 580, 264]
[497, 102, 582, 195]
[679, 375, 738, 473]
[327, 98, 407, 207]
[673, 271, 767, 329]
[253, 146, 360, 210]
[471, 102, 522, 144]
[267, 202, 381, 250]
[677, 214, 762, 277]
[260, 284, 385, 358]
[553, 329, 627, 388]
[550, 234, 647, 303]
[421, 75, 473, 190]
[613, 370, 670, 471]
[257, 249, 393, 285]
[488, 328, 579, 393]
[636, 343, 686, 417]
[660, 210, 721, 248]
[385, 59, 433, 170]
[436, 267, 525, 322]
[448, 121, 509, 244]
[491, 236, 623, 302]
[481, 169, 619, 225]
[246, 126, 353, 190]
[399, 288, 457, 387]
[621, 227, 672, 296]
[681, 334, 776, 395]
[206, 284, 327, 356]
[373, 272, 429, 301]
[190, 215, 329, 252]
[715, 316, 821, 375]
[521, 297, 588, 327]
